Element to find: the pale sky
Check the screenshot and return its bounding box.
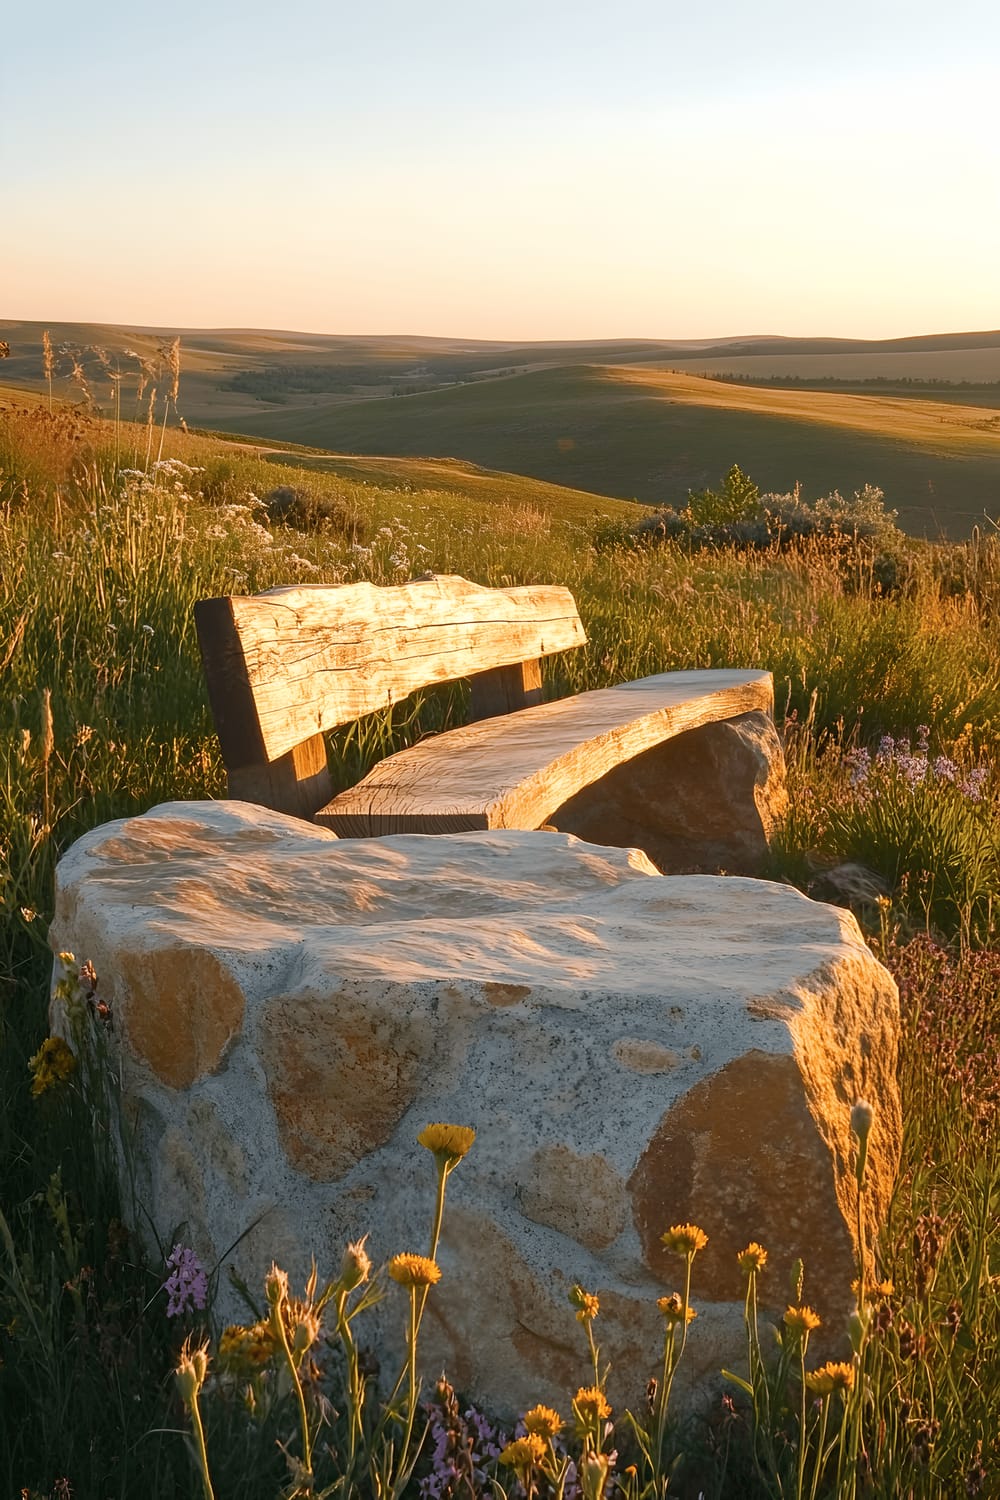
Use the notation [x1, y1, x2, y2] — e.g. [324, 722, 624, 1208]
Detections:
[4, 0, 999, 340]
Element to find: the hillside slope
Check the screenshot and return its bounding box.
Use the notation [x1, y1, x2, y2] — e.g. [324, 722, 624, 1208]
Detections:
[200, 365, 1000, 535]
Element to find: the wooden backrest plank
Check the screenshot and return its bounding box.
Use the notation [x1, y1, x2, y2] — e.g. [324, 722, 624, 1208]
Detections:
[196, 575, 585, 766]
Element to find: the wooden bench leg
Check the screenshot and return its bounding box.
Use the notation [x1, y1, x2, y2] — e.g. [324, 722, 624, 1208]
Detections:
[469, 660, 543, 720]
[227, 734, 332, 822]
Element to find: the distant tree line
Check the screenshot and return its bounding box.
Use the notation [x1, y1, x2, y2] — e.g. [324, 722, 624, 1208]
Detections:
[698, 371, 1000, 391]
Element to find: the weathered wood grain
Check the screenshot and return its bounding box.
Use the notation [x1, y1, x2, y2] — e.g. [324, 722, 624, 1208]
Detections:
[315, 670, 774, 835]
[198, 575, 585, 765]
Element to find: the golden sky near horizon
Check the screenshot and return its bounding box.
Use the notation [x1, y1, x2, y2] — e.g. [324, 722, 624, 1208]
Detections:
[5, 0, 999, 340]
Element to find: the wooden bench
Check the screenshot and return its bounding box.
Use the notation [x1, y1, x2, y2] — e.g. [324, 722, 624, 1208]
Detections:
[195, 574, 786, 870]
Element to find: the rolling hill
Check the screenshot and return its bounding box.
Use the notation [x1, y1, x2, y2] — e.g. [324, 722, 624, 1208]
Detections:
[5, 320, 1000, 534]
[199, 364, 1000, 536]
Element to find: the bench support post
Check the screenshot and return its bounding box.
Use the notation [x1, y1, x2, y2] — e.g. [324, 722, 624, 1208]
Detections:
[227, 736, 332, 822]
[469, 660, 543, 720]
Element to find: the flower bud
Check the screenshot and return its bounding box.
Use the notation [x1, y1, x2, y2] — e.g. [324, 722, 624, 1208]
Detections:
[264, 1263, 289, 1308]
[580, 1451, 611, 1500]
[340, 1236, 372, 1292]
[851, 1098, 875, 1188]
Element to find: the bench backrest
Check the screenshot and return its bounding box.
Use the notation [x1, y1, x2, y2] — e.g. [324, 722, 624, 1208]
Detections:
[195, 573, 586, 819]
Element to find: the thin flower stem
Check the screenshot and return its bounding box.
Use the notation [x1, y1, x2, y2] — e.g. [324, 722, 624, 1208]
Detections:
[808, 1396, 830, 1500]
[796, 1334, 811, 1500]
[390, 1286, 421, 1499]
[187, 1390, 217, 1500]
[272, 1301, 313, 1488]
[337, 1289, 364, 1482]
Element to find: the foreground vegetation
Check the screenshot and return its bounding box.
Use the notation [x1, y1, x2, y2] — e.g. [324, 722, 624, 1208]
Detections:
[1, 397, 999, 1496]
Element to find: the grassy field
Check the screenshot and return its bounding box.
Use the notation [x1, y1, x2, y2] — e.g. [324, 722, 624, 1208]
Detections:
[195, 365, 1000, 536]
[2, 396, 1000, 1496]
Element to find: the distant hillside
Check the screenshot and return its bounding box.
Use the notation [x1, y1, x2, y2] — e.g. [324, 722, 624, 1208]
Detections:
[5, 319, 1000, 535]
[194, 364, 1000, 537]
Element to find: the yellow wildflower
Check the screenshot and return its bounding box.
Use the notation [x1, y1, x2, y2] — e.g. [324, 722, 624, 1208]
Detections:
[388, 1252, 442, 1287]
[805, 1361, 855, 1396]
[218, 1320, 276, 1373]
[851, 1277, 894, 1302]
[523, 1404, 563, 1439]
[660, 1223, 708, 1256]
[569, 1284, 600, 1322]
[28, 1035, 77, 1096]
[499, 1434, 547, 1472]
[784, 1305, 822, 1335]
[574, 1385, 612, 1421]
[657, 1293, 697, 1325]
[417, 1123, 476, 1166]
[737, 1243, 768, 1274]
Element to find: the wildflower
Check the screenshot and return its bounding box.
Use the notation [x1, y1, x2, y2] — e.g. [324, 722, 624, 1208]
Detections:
[523, 1404, 563, 1439]
[737, 1242, 768, 1273]
[290, 1304, 323, 1357]
[573, 1386, 611, 1422]
[660, 1223, 708, 1256]
[805, 1361, 855, 1396]
[657, 1293, 697, 1325]
[264, 1263, 290, 1307]
[175, 1335, 210, 1403]
[218, 1320, 276, 1373]
[163, 1244, 208, 1317]
[339, 1235, 372, 1292]
[417, 1123, 476, 1168]
[569, 1284, 600, 1322]
[499, 1434, 547, 1474]
[784, 1305, 822, 1334]
[851, 1276, 894, 1302]
[388, 1252, 442, 1287]
[28, 1036, 77, 1096]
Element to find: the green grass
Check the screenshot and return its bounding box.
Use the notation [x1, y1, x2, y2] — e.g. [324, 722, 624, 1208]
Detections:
[2, 400, 1000, 1495]
[190, 366, 1000, 538]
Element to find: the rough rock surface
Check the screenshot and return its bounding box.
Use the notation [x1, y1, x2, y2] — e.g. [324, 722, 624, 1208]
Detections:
[50, 800, 900, 1418]
[549, 709, 788, 874]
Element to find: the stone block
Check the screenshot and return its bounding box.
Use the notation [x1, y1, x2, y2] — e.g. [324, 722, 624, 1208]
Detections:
[50, 800, 900, 1419]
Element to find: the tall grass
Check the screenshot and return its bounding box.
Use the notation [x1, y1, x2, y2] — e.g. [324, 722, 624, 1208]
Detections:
[2, 400, 1000, 1495]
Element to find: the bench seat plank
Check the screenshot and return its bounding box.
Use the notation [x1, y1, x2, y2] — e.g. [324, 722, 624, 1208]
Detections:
[315, 668, 774, 836]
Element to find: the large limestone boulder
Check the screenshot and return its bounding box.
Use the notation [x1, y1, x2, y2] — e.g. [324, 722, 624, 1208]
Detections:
[50, 801, 900, 1418]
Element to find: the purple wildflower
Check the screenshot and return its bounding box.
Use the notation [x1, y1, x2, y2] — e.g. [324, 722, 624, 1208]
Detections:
[932, 756, 958, 784]
[163, 1244, 208, 1317]
[916, 725, 931, 751]
[845, 747, 872, 787]
[962, 767, 990, 803]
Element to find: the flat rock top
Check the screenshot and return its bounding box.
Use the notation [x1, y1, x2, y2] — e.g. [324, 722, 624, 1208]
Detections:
[58, 800, 871, 1000]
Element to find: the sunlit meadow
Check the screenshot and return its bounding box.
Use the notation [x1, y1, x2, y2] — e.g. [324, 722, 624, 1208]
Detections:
[1, 364, 999, 1496]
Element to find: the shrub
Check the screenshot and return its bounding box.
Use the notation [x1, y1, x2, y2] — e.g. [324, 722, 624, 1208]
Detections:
[264, 483, 364, 539]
